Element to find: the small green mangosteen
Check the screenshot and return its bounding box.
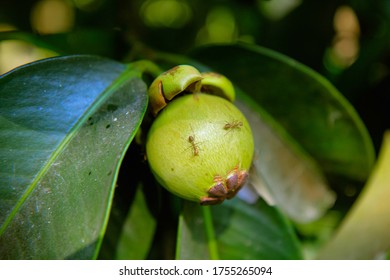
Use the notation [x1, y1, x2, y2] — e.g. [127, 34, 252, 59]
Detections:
[146, 65, 254, 205]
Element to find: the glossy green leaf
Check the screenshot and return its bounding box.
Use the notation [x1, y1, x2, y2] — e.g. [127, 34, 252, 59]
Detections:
[191, 44, 375, 181]
[318, 131, 390, 259]
[0, 56, 148, 259]
[176, 199, 303, 260]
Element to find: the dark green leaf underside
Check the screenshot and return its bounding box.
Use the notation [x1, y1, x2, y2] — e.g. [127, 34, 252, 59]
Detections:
[236, 97, 335, 223]
[99, 185, 157, 260]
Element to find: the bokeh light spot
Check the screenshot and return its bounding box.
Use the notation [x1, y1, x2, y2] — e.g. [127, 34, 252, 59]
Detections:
[0, 40, 58, 74]
[196, 6, 237, 45]
[258, 0, 302, 21]
[140, 0, 193, 29]
[31, 0, 75, 34]
[324, 5, 360, 73]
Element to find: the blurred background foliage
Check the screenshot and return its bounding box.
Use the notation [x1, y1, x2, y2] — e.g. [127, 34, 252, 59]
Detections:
[0, 0, 389, 258]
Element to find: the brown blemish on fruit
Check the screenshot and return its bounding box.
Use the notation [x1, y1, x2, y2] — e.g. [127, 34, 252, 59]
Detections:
[200, 196, 224, 206]
[166, 66, 179, 76]
[200, 164, 249, 206]
[226, 172, 239, 192]
[150, 80, 168, 116]
[208, 180, 227, 197]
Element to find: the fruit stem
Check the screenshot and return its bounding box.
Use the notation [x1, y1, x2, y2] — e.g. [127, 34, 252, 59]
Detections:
[202, 206, 220, 260]
[130, 60, 164, 79]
